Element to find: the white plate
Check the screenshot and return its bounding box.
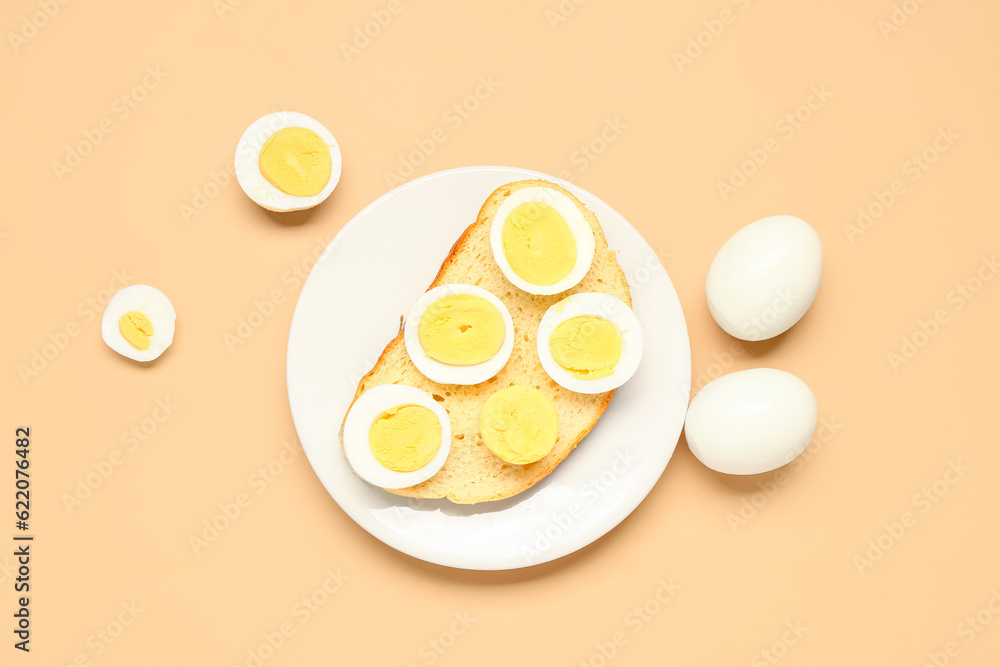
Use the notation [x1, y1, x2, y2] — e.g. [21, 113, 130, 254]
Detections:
[286, 166, 690, 570]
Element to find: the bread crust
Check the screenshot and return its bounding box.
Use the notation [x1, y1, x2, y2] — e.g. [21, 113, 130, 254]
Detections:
[343, 180, 631, 504]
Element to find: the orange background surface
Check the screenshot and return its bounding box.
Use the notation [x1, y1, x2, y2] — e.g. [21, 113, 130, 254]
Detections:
[4, 0, 999, 664]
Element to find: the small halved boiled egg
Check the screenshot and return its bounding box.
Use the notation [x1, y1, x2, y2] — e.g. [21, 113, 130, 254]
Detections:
[403, 284, 515, 385]
[536, 292, 643, 394]
[489, 186, 595, 295]
[342, 384, 451, 489]
[101, 284, 176, 362]
[235, 111, 342, 212]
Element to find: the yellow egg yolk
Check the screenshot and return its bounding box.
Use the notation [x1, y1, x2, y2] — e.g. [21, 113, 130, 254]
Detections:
[118, 311, 154, 351]
[258, 127, 332, 197]
[550, 315, 622, 380]
[480, 386, 558, 465]
[418, 294, 504, 366]
[501, 202, 577, 286]
[368, 404, 441, 473]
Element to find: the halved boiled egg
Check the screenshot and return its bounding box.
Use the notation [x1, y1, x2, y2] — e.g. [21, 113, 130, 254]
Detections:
[489, 186, 596, 295]
[536, 292, 643, 394]
[101, 284, 176, 362]
[235, 111, 342, 212]
[403, 284, 515, 385]
[342, 384, 451, 489]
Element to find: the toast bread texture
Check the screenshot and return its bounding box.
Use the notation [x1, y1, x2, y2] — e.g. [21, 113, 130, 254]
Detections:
[344, 179, 631, 504]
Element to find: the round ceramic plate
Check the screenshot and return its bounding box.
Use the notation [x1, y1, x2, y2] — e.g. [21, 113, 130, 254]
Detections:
[287, 166, 690, 570]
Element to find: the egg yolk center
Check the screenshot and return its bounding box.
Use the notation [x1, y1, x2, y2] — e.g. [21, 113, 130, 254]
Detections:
[368, 404, 441, 473]
[418, 294, 504, 366]
[501, 202, 577, 286]
[258, 127, 331, 197]
[118, 311, 154, 351]
[550, 315, 621, 380]
[480, 386, 558, 465]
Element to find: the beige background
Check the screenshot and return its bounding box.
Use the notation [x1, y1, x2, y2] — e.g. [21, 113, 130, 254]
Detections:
[3, 0, 999, 664]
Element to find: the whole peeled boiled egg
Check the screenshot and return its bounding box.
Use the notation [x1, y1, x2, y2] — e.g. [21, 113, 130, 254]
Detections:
[684, 368, 817, 475]
[706, 215, 822, 341]
[490, 186, 595, 295]
[101, 284, 176, 362]
[536, 292, 643, 394]
[235, 111, 342, 212]
[342, 384, 452, 489]
[403, 284, 515, 385]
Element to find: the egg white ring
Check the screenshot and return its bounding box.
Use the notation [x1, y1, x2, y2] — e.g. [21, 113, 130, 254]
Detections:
[489, 186, 596, 296]
[536, 292, 643, 394]
[101, 284, 176, 362]
[343, 384, 452, 489]
[403, 284, 515, 386]
[234, 111, 343, 213]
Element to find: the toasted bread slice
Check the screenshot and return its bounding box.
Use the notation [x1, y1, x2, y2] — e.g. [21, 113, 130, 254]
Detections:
[345, 179, 631, 504]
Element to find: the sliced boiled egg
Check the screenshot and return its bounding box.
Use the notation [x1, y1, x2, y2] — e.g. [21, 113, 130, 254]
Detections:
[235, 111, 342, 213]
[342, 384, 451, 489]
[403, 284, 515, 385]
[480, 385, 558, 465]
[489, 186, 595, 295]
[536, 292, 643, 394]
[101, 284, 176, 362]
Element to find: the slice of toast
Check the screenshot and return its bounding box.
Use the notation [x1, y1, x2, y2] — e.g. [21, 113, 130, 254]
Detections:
[344, 179, 631, 504]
